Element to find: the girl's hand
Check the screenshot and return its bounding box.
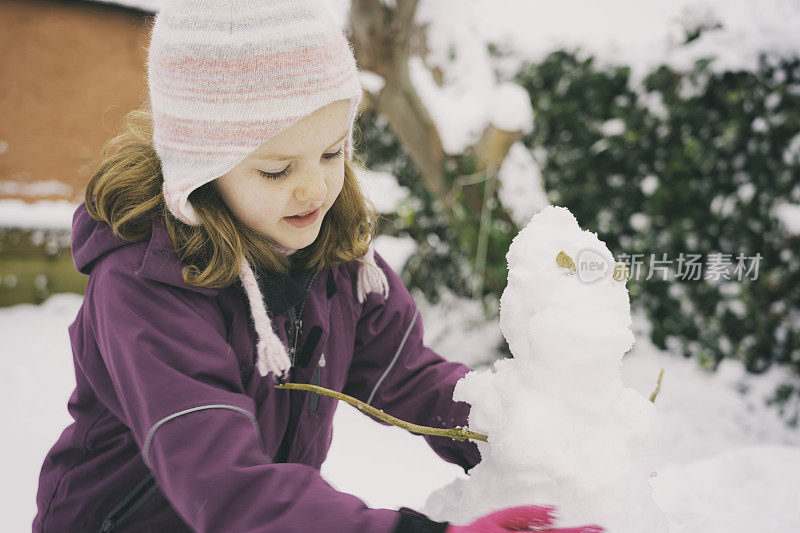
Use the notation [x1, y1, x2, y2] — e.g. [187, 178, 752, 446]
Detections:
[445, 505, 605, 533]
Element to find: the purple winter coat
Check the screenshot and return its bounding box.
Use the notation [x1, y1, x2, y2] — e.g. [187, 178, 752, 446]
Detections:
[33, 202, 481, 532]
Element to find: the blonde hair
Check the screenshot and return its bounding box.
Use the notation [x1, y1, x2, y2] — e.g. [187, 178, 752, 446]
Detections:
[85, 102, 379, 289]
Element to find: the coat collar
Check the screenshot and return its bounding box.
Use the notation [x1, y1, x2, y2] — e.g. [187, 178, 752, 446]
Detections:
[136, 218, 315, 315]
[255, 263, 317, 319]
[135, 218, 221, 297]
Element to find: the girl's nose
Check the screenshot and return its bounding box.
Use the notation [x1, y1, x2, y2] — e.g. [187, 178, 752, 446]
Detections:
[295, 168, 327, 203]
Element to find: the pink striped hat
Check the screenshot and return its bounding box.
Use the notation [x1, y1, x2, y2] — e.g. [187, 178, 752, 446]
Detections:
[145, 0, 388, 382]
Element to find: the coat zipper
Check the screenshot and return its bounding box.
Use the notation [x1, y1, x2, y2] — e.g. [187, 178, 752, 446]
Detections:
[288, 270, 320, 368]
[288, 268, 324, 413]
[283, 269, 323, 462]
[290, 316, 302, 367]
[298, 270, 323, 412]
[99, 472, 158, 532]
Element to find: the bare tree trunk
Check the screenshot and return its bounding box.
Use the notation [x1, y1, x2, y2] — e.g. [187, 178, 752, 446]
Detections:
[348, 0, 526, 295]
[349, 0, 523, 215]
[350, 0, 446, 198]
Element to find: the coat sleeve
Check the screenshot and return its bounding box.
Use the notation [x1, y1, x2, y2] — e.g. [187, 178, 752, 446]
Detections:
[342, 250, 482, 475]
[81, 255, 401, 533]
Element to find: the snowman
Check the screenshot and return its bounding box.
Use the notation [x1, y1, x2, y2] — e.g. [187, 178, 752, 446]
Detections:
[424, 206, 670, 533]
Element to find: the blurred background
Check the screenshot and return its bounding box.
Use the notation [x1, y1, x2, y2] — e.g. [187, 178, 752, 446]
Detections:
[2, 0, 799, 531]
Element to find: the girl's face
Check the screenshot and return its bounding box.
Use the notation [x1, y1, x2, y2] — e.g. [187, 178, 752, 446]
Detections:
[214, 98, 351, 251]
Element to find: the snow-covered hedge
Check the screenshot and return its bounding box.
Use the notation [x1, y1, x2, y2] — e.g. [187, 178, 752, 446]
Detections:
[513, 50, 800, 424]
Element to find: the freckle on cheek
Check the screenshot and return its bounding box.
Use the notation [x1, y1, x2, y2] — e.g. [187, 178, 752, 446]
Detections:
[259, 197, 284, 216]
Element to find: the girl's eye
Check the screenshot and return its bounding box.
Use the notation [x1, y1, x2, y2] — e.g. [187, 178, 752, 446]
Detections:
[323, 147, 344, 160]
[258, 148, 342, 180]
[259, 167, 290, 180]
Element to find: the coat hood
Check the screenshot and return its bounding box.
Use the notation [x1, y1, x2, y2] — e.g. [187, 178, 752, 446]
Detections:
[70, 202, 220, 297]
[71, 202, 130, 276]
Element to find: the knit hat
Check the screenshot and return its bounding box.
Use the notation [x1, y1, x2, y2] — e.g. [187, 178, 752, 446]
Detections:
[146, 0, 389, 382]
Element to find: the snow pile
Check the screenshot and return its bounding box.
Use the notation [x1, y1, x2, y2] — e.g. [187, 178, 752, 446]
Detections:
[422, 206, 668, 531]
[625, 314, 800, 531]
[624, 312, 800, 463]
[653, 445, 800, 533]
[0, 199, 77, 230]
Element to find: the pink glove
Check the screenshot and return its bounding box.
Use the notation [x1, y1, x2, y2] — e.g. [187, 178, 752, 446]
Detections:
[445, 505, 605, 533]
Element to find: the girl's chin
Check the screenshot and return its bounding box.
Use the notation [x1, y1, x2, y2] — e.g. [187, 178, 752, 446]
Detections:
[275, 231, 320, 250]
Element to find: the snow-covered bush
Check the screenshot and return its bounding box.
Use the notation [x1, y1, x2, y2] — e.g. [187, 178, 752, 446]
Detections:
[356, 110, 496, 305]
[513, 51, 800, 424]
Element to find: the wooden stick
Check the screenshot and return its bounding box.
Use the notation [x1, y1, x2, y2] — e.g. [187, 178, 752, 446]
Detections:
[649, 369, 665, 403]
[274, 383, 489, 443]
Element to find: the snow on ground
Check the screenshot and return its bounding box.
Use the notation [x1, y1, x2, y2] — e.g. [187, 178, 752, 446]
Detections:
[624, 308, 800, 463]
[654, 445, 800, 533]
[7, 2, 800, 529]
[1, 294, 85, 533]
[4, 287, 799, 531]
[624, 309, 800, 531]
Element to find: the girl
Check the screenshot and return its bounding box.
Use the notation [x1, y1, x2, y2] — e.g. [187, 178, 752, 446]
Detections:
[33, 1, 604, 532]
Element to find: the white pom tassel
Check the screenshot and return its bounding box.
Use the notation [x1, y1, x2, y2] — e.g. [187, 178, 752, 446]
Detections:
[357, 243, 390, 304]
[238, 258, 291, 381]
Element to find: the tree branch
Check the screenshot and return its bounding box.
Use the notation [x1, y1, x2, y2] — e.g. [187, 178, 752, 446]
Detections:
[275, 382, 489, 442]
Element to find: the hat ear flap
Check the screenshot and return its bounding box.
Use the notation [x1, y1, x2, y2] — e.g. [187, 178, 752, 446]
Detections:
[239, 258, 291, 381]
[356, 243, 390, 304]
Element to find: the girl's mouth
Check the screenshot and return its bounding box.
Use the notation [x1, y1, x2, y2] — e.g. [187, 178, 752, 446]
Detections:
[283, 207, 321, 227]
